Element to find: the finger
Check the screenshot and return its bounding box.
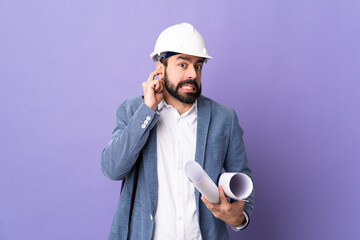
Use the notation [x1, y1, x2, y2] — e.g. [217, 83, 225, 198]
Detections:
[154, 82, 161, 93]
[218, 186, 229, 204]
[201, 196, 214, 211]
[158, 78, 164, 86]
[157, 79, 164, 93]
[143, 80, 155, 92]
[201, 195, 209, 205]
[147, 70, 162, 82]
[153, 78, 164, 93]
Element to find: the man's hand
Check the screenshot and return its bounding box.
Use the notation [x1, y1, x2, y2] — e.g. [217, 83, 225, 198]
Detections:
[142, 70, 165, 111]
[201, 186, 246, 226]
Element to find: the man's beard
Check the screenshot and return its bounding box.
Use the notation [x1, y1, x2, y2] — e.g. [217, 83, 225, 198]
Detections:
[163, 71, 201, 104]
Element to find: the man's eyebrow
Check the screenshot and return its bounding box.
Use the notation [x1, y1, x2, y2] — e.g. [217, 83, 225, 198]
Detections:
[176, 56, 190, 61]
[176, 56, 204, 64]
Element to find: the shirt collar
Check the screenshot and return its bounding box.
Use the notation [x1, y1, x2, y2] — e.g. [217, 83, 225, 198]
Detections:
[157, 99, 166, 111]
[157, 99, 198, 115]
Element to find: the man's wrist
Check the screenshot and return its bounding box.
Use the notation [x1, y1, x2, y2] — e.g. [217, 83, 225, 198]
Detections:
[232, 211, 249, 231]
[144, 101, 157, 111]
[230, 213, 245, 226]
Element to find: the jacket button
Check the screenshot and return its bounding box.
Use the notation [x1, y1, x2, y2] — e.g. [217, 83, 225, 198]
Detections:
[150, 214, 153, 221]
[141, 124, 146, 129]
[146, 116, 151, 121]
[144, 120, 149, 124]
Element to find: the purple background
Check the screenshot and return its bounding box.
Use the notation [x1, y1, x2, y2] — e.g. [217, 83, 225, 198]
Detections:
[1, 0, 359, 239]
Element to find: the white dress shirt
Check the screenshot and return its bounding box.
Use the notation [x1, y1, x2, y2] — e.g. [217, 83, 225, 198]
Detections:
[153, 100, 201, 240]
[153, 100, 248, 239]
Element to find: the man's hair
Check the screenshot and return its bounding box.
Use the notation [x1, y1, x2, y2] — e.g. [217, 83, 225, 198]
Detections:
[159, 57, 168, 67]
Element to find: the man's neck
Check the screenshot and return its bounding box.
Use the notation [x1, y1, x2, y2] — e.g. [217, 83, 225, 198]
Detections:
[163, 92, 193, 115]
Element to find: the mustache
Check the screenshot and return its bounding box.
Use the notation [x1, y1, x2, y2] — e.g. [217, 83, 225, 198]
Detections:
[176, 79, 200, 91]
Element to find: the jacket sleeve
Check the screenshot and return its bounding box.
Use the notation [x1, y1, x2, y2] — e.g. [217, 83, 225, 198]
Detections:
[101, 100, 160, 180]
[224, 109, 255, 224]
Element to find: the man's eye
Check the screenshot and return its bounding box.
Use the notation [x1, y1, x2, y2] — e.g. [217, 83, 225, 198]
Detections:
[195, 65, 202, 70]
[179, 63, 186, 67]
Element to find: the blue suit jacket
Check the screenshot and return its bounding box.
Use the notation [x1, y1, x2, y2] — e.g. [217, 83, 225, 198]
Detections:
[101, 95, 254, 240]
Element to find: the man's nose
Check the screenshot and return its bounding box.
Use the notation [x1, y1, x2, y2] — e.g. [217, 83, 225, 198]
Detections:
[187, 65, 197, 79]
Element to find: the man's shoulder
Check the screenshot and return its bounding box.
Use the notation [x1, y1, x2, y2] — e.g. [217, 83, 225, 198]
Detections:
[116, 96, 144, 113]
[122, 96, 144, 105]
[199, 95, 235, 116]
[199, 96, 243, 130]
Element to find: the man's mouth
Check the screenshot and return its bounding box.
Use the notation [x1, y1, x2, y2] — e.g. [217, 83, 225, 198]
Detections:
[180, 84, 196, 93]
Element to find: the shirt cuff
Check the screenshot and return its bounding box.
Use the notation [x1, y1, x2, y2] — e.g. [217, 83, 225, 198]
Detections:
[230, 211, 249, 231]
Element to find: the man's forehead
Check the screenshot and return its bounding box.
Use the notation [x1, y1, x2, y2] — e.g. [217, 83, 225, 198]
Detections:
[171, 54, 204, 63]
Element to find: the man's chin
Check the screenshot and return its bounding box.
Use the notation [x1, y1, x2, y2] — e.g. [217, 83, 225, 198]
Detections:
[176, 92, 199, 104]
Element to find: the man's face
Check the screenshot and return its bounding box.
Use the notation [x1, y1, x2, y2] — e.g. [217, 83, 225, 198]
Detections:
[162, 54, 203, 104]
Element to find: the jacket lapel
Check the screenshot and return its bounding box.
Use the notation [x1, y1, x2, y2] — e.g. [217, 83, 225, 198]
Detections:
[195, 96, 211, 168]
[194, 96, 211, 218]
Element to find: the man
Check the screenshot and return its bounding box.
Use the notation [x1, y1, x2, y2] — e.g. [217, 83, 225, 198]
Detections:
[101, 23, 254, 240]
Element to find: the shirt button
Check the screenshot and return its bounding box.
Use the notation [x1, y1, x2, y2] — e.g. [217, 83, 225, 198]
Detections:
[150, 214, 153, 221]
[141, 124, 146, 129]
[146, 116, 151, 121]
[144, 120, 149, 124]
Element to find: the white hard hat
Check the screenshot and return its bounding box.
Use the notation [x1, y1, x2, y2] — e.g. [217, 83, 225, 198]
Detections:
[150, 23, 213, 62]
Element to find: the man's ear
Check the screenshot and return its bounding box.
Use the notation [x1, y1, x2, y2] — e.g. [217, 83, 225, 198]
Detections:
[156, 62, 164, 76]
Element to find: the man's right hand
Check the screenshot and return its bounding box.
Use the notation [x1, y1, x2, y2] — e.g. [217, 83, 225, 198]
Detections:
[142, 70, 165, 111]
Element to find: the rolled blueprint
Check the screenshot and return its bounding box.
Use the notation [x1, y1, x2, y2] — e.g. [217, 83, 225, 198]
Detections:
[185, 161, 220, 204]
[218, 172, 253, 201]
[185, 161, 253, 203]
